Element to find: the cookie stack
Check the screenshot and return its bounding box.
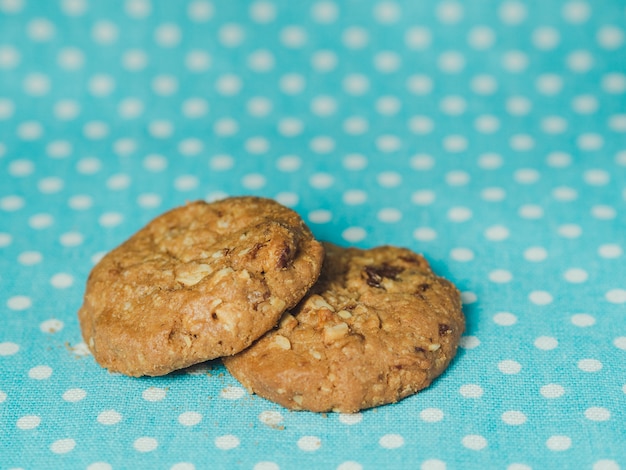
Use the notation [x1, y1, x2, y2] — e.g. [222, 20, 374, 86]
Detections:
[78, 197, 464, 413]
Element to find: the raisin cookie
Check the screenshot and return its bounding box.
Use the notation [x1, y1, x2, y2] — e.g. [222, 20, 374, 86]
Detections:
[78, 197, 324, 377]
[223, 242, 464, 413]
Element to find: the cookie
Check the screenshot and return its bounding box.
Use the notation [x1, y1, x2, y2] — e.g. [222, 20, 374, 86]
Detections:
[223, 242, 464, 413]
[78, 197, 324, 377]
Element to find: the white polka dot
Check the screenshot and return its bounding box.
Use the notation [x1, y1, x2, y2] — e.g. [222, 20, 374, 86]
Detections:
[373, 1, 401, 24]
[472, 75, 499, 95]
[0, 98, 15, 119]
[484, 225, 509, 241]
[83, 121, 109, 140]
[97, 410, 122, 425]
[585, 407, 611, 421]
[475, 115, 501, 134]
[405, 26, 431, 49]
[142, 387, 166, 402]
[597, 26, 624, 50]
[253, 463, 278, 470]
[173, 175, 199, 192]
[411, 190, 435, 206]
[374, 51, 401, 73]
[502, 50, 529, 73]
[408, 116, 434, 134]
[410, 154, 434, 171]
[377, 208, 402, 223]
[376, 96, 401, 115]
[498, 360, 522, 374]
[377, 171, 402, 187]
[540, 384, 564, 398]
[0, 342, 19, 356]
[572, 94, 598, 114]
[541, 115, 568, 134]
[28, 213, 53, 229]
[0, 45, 20, 69]
[308, 210, 332, 224]
[125, 0, 151, 18]
[49, 438, 76, 454]
[502, 410, 527, 425]
[420, 408, 444, 422]
[552, 186, 578, 201]
[577, 133, 604, 151]
[136, 193, 161, 209]
[562, 0, 590, 23]
[518, 204, 543, 219]
[342, 116, 369, 135]
[38, 177, 64, 194]
[309, 172, 334, 188]
[379, 434, 404, 449]
[558, 224, 582, 238]
[590, 205, 616, 221]
[481, 187, 506, 202]
[274, 155, 300, 172]
[50, 273, 74, 288]
[609, 114, 626, 133]
[220, 386, 245, 400]
[436, 0, 462, 23]
[219, 23, 245, 47]
[343, 74, 369, 95]
[178, 411, 202, 426]
[563, 268, 588, 284]
[17, 251, 42, 266]
[606, 289, 626, 304]
[311, 1, 339, 23]
[342, 190, 367, 206]
[506, 96, 532, 116]
[143, 154, 168, 172]
[40, 319, 64, 333]
[450, 248, 473, 262]
[17, 415, 40, 430]
[87, 463, 112, 470]
[461, 292, 478, 305]
[524, 246, 548, 262]
[569, 313, 595, 328]
[459, 336, 480, 349]
[259, 410, 284, 427]
[535, 336, 558, 350]
[598, 244, 622, 259]
[342, 26, 369, 49]
[62, 388, 86, 402]
[27, 17, 56, 41]
[462, 435, 487, 450]
[376, 135, 401, 153]
[8, 159, 34, 177]
[278, 117, 304, 137]
[154, 23, 181, 47]
[514, 168, 540, 184]
[489, 269, 512, 283]
[29, 365, 52, 380]
[151, 75, 178, 96]
[447, 207, 472, 223]
[185, 50, 211, 72]
[280, 25, 307, 48]
[8, 296, 31, 311]
[438, 51, 465, 73]
[536, 74, 563, 95]
[311, 50, 338, 72]
[274, 192, 298, 207]
[407, 75, 433, 95]
[67, 195, 92, 211]
[593, 460, 621, 470]
[57, 46, 84, 70]
[499, 1, 526, 24]
[215, 435, 240, 450]
[440, 95, 466, 115]
[529, 291, 553, 305]
[338, 413, 363, 425]
[178, 138, 203, 157]
[216, 74, 243, 96]
[247, 49, 274, 72]
[493, 312, 517, 326]
[88, 74, 115, 97]
[342, 227, 367, 243]
[343, 154, 368, 170]
[421, 459, 446, 470]
[546, 435, 571, 451]
[459, 384, 483, 398]
[189, 0, 214, 21]
[566, 50, 593, 73]
[134, 437, 158, 452]
[510, 134, 534, 151]
[578, 359, 603, 372]
[468, 26, 495, 49]
[17, 121, 44, 140]
[442, 135, 468, 153]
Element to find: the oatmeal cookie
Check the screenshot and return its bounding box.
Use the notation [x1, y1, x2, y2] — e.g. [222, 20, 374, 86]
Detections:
[223, 242, 464, 412]
[78, 197, 324, 377]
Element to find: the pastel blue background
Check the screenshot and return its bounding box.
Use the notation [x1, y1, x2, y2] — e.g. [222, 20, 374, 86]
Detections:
[1, 0, 625, 469]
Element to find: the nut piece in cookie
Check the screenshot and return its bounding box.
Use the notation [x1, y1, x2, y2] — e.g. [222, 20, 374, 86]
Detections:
[223, 242, 464, 413]
[78, 197, 324, 377]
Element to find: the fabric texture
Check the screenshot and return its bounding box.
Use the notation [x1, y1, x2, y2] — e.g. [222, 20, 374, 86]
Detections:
[1, 0, 625, 469]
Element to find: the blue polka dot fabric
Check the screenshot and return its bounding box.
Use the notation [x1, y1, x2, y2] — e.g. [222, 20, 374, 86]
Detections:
[1, 0, 625, 468]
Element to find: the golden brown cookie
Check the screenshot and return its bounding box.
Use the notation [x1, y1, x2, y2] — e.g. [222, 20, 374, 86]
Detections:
[223, 242, 464, 413]
[78, 197, 324, 377]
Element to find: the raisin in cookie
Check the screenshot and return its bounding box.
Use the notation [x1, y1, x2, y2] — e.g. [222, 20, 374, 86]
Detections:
[78, 197, 324, 377]
[223, 242, 464, 413]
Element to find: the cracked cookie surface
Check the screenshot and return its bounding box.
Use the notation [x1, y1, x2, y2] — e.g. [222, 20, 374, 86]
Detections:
[78, 197, 324, 377]
[223, 242, 464, 413]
